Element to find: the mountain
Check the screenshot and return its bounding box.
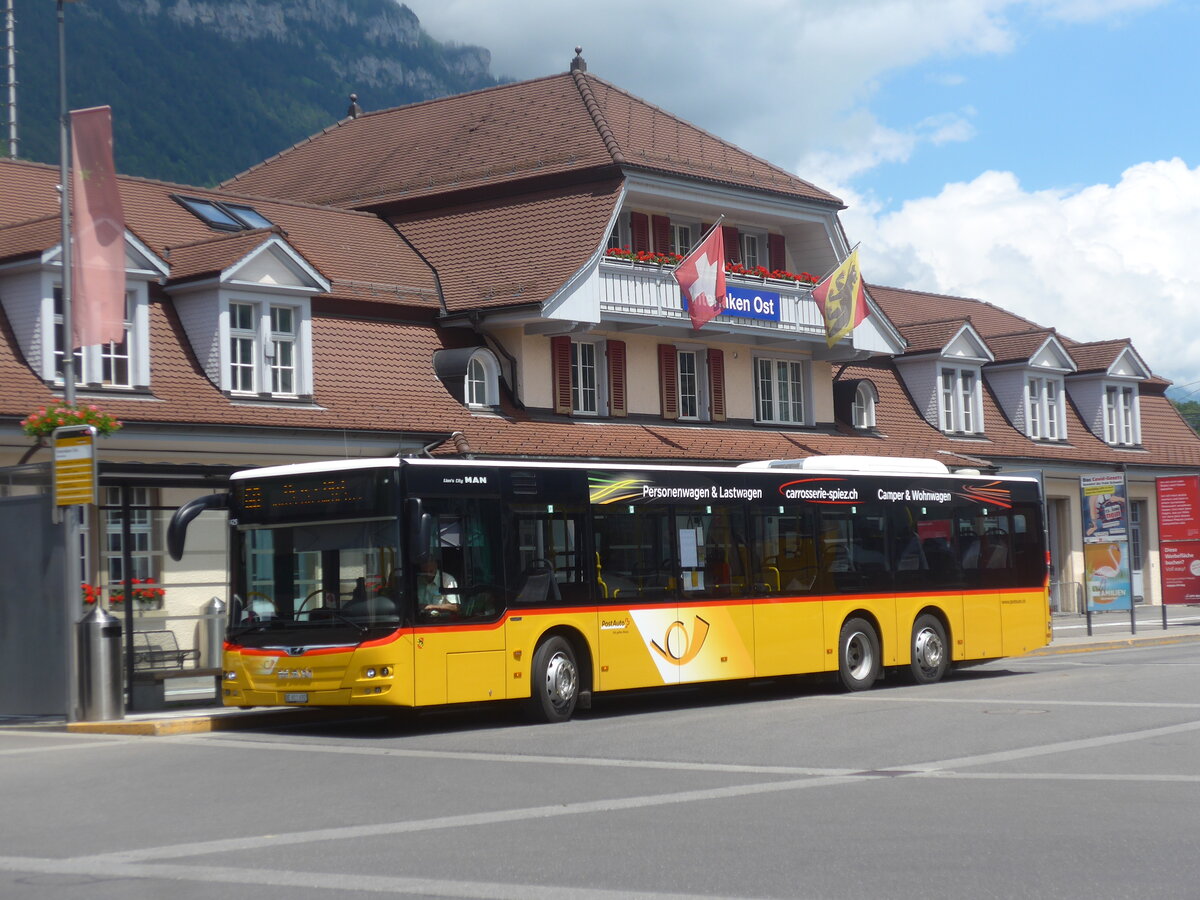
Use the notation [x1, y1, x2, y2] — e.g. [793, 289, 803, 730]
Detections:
[7, 0, 500, 187]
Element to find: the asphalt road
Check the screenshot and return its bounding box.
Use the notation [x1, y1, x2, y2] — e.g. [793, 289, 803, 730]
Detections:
[4, 641, 1200, 899]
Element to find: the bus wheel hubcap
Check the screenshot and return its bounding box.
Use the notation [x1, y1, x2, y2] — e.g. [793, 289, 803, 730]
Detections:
[544, 652, 577, 708]
[914, 628, 943, 672]
[846, 633, 872, 679]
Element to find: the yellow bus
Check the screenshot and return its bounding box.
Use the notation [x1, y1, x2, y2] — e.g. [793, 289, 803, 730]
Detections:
[168, 455, 1050, 722]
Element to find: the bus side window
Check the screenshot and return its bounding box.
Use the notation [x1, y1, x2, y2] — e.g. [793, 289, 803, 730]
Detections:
[593, 506, 673, 601]
[748, 508, 817, 595]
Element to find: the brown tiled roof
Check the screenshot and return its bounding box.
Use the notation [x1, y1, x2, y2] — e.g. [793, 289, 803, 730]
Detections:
[0, 159, 439, 308]
[868, 284, 1042, 337]
[1066, 339, 1132, 374]
[223, 72, 841, 210]
[165, 230, 278, 284]
[392, 180, 623, 312]
[895, 319, 972, 355]
[0, 215, 61, 262]
[984, 329, 1058, 365]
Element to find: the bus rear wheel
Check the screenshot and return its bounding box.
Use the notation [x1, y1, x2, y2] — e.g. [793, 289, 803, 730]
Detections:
[527, 636, 579, 723]
[909, 614, 949, 684]
[838, 617, 881, 691]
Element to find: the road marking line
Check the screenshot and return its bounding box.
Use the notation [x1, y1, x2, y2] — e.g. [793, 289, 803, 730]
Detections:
[0, 856, 769, 900]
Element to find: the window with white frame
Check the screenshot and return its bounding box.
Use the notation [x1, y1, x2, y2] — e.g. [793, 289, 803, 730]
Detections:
[677, 350, 700, 419]
[852, 382, 877, 429]
[227, 299, 305, 397]
[268, 306, 296, 394]
[103, 486, 157, 587]
[466, 349, 500, 408]
[606, 213, 627, 251]
[741, 233, 761, 269]
[940, 366, 981, 434]
[671, 223, 694, 257]
[1104, 384, 1139, 445]
[571, 340, 600, 415]
[756, 357, 806, 424]
[53, 287, 136, 388]
[1026, 375, 1064, 440]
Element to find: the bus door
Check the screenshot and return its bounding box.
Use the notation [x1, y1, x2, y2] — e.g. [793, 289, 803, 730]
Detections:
[672, 504, 756, 684]
[592, 504, 679, 690]
[959, 510, 1004, 659]
[749, 506, 824, 677]
[412, 501, 506, 706]
[507, 502, 594, 696]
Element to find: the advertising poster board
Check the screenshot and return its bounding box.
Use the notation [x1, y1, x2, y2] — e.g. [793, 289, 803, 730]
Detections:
[1081, 473, 1132, 612]
[1157, 475, 1200, 605]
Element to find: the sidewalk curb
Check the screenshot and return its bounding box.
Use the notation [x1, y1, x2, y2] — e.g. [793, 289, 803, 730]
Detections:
[1030, 632, 1200, 657]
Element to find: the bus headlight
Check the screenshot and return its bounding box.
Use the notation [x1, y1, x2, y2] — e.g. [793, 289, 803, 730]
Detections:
[366, 667, 377, 679]
[223, 671, 237, 681]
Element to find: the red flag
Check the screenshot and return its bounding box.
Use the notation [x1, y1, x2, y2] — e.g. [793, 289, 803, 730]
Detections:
[70, 106, 126, 349]
[673, 225, 726, 330]
[811, 247, 868, 347]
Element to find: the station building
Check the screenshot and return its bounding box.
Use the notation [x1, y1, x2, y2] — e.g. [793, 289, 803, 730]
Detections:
[2, 50, 1197, 650]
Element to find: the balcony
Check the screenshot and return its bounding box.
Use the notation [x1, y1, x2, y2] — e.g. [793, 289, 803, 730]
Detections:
[598, 257, 828, 341]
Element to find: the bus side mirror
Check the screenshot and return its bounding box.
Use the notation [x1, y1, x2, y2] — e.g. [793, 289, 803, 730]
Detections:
[167, 493, 229, 561]
[407, 499, 432, 565]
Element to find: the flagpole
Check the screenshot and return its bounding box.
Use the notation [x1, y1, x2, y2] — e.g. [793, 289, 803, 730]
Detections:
[811, 241, 862, 288]
[57, 0, 75, 407]
[676, 215, 725, 268]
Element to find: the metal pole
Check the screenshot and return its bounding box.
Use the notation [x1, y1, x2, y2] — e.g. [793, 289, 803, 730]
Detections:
[4, 0, 16, 159]
[57, 0, 74, 406]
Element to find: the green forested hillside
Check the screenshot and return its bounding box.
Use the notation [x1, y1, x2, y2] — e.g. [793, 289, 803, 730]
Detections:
[8, 0, 499, 187]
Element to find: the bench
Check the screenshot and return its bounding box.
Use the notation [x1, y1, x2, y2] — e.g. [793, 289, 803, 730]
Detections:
[129, 630, 217, 710]
[132, 630, 199, 670]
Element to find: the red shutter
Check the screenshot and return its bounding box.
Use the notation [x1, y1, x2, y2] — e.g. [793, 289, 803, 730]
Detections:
[723, 227, 741, 265]
[652, 215, 671, 254]
[658, 344, 679, 420]
[607, 340, 627, 417]
[707, 348, 726, 422]
[630, 212, 650, 253]
[551, 335, 572, 415]
[768, 234, 786, 274]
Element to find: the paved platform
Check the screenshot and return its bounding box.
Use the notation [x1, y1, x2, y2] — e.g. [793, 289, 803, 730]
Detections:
[4, 609, 1199, 736]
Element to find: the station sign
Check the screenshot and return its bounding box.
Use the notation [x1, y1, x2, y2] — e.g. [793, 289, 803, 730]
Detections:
[53, 425, 98, 507]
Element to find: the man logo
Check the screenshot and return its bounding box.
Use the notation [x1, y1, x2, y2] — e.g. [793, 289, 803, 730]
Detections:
[650, 616, 710, 665]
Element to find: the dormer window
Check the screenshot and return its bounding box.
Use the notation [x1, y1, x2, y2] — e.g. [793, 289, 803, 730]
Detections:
[852, 382, 877, 429]
[466, 349, 500, 408]
[50, 285, 148, 390]
[224, 297, 309, 398]
[940, 366, 981, 434]
[1104, 385, 1139, 445]
[1026, 376, 1065, 441]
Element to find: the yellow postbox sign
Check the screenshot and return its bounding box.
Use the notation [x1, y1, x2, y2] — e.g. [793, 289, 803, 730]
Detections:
[53, 425, 98, 507]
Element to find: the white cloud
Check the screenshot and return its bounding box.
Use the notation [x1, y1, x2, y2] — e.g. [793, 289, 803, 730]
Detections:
[850, 158, 1200, 386]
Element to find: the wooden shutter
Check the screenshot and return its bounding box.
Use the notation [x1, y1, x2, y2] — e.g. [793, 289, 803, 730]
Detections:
[723, 227, 741, 264]
[658, 344, 679, 420]
[630, 212, 650, 253]
[707, 348, 726, 422]
[652, 215, 671, 254]
[607, 340, 627, 417]
[551, 335, 572, 415]
[768, 234, 786, 273]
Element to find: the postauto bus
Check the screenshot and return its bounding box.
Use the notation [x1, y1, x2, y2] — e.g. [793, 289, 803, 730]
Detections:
[167, 455, 1049, 722]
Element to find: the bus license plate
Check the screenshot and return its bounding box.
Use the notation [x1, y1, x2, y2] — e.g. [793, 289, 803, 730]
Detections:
[284, 693, 308, 703]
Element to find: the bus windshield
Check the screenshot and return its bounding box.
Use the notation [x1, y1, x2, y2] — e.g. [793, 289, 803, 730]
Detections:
[231, 518, 403, 644]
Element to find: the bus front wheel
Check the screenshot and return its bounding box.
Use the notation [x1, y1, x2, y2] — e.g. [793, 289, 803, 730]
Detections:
[909, 614, 949, 684]
[527, 636, 579, 723]
[838, 617, 881, 691]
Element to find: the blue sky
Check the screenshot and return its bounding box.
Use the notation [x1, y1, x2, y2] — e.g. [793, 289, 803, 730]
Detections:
[406, 1, 1200, 392]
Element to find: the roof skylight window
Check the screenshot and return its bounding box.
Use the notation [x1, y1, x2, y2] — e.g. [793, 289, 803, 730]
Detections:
[174, 195, 274, 232]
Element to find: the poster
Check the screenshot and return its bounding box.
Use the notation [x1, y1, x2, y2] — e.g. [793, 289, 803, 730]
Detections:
[1157, 475, 1200, 605]
[1081, 473, 1128, 543]
[1083, 541, 1132, 610]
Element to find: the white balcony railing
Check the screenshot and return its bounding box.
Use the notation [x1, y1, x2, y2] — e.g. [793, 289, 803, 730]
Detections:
[598, 258, 827, 337]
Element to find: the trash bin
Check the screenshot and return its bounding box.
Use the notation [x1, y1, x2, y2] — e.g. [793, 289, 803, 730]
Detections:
[198, 596, 227, 668]
[78, 605, 123, 721]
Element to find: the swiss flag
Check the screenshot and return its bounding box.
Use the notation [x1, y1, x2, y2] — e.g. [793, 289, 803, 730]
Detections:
[674, 226, 726, 330]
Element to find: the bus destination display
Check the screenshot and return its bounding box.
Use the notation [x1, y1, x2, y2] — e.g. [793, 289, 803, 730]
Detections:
[236, 470, 393, 525]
